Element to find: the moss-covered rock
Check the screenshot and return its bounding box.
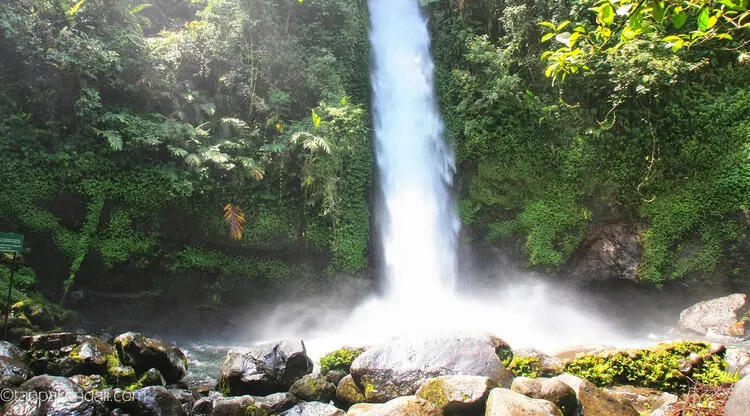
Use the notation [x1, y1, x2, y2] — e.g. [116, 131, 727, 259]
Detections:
[335, 374, 365, 407]
[289, 373, 336, 402]
[114, 332, 188, 382]
[416, 375, 496, 414]
[509, 349, 564, 378]
[320, 346, 365, 375]
[107, 364, 137, 387]
[125, 368, 166, 391]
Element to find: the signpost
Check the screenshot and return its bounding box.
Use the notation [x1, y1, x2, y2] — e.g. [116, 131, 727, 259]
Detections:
[0, 233, 23, 340]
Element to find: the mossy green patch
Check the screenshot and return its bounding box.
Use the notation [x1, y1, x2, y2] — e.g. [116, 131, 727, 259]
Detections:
[564, 342, 738, 392]
[319, 346, 365, 375]
[508, 356, 543, 378]
[416, 378, 448, 407]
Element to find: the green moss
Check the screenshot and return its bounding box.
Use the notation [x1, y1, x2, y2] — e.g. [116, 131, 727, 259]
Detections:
[416, 378, 448, 407]
[216, 379, 231, 396]
[244, 404, 269, 416]
[564, 342, 738, 392]
[362, 378, 376, 401]
[508, 356, 542, 378]
[319, 346, 365, 375]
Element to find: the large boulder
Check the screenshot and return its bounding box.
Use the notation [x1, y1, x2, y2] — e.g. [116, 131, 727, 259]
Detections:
[566, 224, 641, 282]
[485, 388, 562, 416]
[335, 374, 365, 407]
[345, 396, 440, 416]
[677, 294, 748, 337]
[114, 333, 188, 382]
[0, 342, 30, 392]
[553, 374, 638, 416]
[511, 377, 577, 416]
[416, 375, 496, 414]
[289, 374, 335, 402]
[278, 401, 344, 416]
[725, 375, 750, 416]
[123, 386, 186, 416]
[59, 336, 118, 376]
[0, 375, 103, 416]
[349, 332, 513, 402]
[216, 340, 313, 396]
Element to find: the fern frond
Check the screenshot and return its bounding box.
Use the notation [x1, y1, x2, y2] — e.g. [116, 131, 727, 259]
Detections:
[129, 3, 152, 15]
[184, 153, 201, 167]
[168, 145, 189, 158]
[223, 204, 245, 240]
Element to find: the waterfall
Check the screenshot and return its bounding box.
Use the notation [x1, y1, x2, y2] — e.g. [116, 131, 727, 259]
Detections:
[255, 0, 625, 357]
[369, 0, 460, 300]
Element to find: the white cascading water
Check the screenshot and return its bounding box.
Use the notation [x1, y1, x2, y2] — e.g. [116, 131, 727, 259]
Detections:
[369, 0, 460, 301]
[252, 0, 636, 358]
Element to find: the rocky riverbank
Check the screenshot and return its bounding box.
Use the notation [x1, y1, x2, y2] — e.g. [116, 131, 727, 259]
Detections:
[0, 294, 749, 415]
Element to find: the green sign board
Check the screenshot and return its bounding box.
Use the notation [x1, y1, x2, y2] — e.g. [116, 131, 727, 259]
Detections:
[0, 233, 23, 254]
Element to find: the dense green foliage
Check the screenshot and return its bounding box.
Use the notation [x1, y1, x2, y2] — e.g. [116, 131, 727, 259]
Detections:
[0, 0, 372, 304]
[425, 0, 749, 283]
[0, 0, 747, 315]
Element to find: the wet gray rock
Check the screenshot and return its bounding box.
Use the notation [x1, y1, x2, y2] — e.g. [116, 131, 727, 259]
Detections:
[725, 375, 750, 416]
[566, 224, 641, 282]
[191, 392, 295, 416]
[114, 333, 188, 382]
[1, 375, 103, 416]
[20, 333, 77, 351]
[324, 370, 346, 386]
[278, 401, 344, 416]
[0, 342, 30, 392]
[349, 332, 513, 402]
[216, 340, 313, 396]
[69, 374, 107, 392]
[416, 375, 496, 413]
[124, 386, 185, 416]
[678, 293, 748, 337]
[511, 377, 577, 416]
[553, 374, 638, 416]
[289, 374, 335, 402]
[485, 388, 562, 415]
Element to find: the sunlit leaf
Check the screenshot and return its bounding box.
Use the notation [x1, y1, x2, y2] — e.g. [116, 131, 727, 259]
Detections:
[698, 7, 710, 31]
[223, 204, 245, 240]
[672, 8, 687, 29]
